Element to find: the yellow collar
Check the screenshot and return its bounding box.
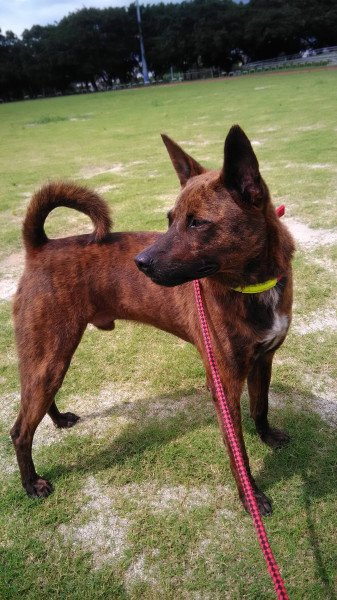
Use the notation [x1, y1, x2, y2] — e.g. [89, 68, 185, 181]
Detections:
[232, 277, 279, 294]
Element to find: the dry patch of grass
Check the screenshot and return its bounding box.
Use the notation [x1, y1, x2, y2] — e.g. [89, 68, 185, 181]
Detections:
[59, 476, 130, 570]
[304, 374, 337, 424]
[286, 218, 337, 247]
[80, 160, 148, 180]
[80, 163, 125, 179]
[292, 308, 337, 335]
[57, 474, 237, 593]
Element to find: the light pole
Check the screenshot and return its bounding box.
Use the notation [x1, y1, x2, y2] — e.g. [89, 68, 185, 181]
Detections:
[136, 0, 149, 84]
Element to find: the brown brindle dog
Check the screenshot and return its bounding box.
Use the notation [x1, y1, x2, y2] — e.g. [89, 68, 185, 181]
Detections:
[11, 125, 295, 515]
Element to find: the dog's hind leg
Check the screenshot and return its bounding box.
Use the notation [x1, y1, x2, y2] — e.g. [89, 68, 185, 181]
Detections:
[11, 392, 56, 498]
[248, 350, 291, 449]
[48, 401, 80, 428]
[11, 323, 85, 498]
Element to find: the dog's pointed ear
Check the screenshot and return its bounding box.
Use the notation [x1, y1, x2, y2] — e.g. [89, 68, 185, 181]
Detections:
[161, 134, 207, 187]
[221, 125, 267, 208]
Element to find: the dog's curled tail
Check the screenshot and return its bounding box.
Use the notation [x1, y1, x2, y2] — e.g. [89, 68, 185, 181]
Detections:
[23, 181, 112, 252]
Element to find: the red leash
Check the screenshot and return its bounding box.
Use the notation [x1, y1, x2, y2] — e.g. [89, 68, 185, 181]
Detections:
[193, 204, 289, 600]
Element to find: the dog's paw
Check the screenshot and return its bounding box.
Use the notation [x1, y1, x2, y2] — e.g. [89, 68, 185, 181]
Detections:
[25, 477, 54, 498]
[53, 411, 80, 429]
[260, 427, 291, 449]
[254, 489, 273, 516]
[242, 489, 273, 516]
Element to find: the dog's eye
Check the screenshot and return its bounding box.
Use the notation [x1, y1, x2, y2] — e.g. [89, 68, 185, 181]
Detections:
[187, 215, 210, 229]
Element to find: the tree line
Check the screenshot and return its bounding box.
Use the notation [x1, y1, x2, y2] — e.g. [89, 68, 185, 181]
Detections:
[1, 0, 336, 101]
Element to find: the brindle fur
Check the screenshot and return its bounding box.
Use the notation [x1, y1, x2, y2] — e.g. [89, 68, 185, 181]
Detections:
[11, 125, 295, 515]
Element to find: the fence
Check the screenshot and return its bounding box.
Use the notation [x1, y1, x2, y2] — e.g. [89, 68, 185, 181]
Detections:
[240, 46, 337, 74]
[179, 46, 337, 81]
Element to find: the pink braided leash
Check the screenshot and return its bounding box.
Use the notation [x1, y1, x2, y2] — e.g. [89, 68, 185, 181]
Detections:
[192, 204, 289, 599]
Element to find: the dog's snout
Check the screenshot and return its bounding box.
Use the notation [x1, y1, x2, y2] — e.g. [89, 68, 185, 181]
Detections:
[134, 251, 154, 275]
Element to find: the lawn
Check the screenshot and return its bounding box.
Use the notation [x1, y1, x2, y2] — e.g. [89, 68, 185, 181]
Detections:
[0, 70, 336, 599]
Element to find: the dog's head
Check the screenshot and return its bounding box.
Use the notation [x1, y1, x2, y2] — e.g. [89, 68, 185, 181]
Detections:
[135, 125, 273, 287]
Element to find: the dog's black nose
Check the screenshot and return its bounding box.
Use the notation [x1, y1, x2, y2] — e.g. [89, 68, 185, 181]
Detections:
[134, 252, 154, 275]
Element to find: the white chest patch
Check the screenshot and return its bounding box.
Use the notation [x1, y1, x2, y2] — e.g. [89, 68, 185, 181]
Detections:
[261, 313, 289, 351]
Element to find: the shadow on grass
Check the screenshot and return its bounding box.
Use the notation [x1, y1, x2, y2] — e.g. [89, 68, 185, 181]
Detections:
[33, 385, 337, 598]
[249, 385, 337, 600]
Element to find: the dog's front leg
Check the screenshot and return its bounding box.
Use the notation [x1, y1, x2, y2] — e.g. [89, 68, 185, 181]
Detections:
[206, 374, 272, 516]
[248, 350, 291, 449]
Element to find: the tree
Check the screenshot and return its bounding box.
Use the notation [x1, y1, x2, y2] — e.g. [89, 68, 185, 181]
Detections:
[0, 30, 27, 100]
[21, 25, 64, 96]
[294, 0, 337, 48]
[1, 0, 336, 100]
[141, 0, 242, 76]
[242, 0, 303, 60]
[56, 7, 137, 89]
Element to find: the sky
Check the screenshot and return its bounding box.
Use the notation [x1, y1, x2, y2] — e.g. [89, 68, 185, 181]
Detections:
[0, 0, 247, 38]
[1, 0, 134, 37]
[0, 0, 182, 38]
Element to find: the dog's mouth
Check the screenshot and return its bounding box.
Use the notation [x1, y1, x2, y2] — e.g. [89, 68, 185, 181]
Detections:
[135, 253, 220, 287]
[151, 266, 220, 287]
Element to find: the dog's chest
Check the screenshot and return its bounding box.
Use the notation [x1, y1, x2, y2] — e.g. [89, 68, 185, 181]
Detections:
[260, 312, 289, 352]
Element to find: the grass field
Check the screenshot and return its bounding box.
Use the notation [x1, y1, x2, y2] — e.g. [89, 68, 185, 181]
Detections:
[0, 70, 336, 599]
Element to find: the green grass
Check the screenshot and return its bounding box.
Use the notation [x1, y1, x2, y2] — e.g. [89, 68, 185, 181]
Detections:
[1, 70, 337, 599]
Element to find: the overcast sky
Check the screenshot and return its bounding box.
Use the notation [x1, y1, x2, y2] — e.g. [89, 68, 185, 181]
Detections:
[1, 0, 247, 38]
[0, 0, 164, 38]
[0, 0, 178, 38]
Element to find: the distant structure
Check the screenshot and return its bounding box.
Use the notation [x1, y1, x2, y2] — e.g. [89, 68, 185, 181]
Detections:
[136, 0, 149, 84]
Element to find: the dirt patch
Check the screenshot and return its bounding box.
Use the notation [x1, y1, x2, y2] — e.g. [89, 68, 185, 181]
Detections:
[18, 191, 32, 201]
[48, 385, 212, 440]
[310, 256, 336, 274]
[182, 504, 249, 596]
[0, 392, 20, 426]
[292, 308, 337, 335]
[147, 170, 160, 179]
[0, 251, 24, 271]
[285, 218, 337, 247]
[295, 124, 323, 132]
[80, 164, 125, 179]
[95, 184, 119, 194]
[124, 551, 159, 591]
[58, 475, 234, 578]
[304, 374, 337, 424]
[0, 393, 20, 475]
[269, 380, 337, 425]
[178, 139, 211, 147]
[58, 476, 130, 569]
[80, 160, 148, 180]
[118, 482, 230, 513]
[61, 384, 136, 438]
[69, 118, 90, 122]
[1, 382, 212, 463]
[4, 385, 215, 492]
[0, 251, 24, 300]
[284, 162, 335, 170]
[128, 160, 148, 167]
[0, 279, 18, 301]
